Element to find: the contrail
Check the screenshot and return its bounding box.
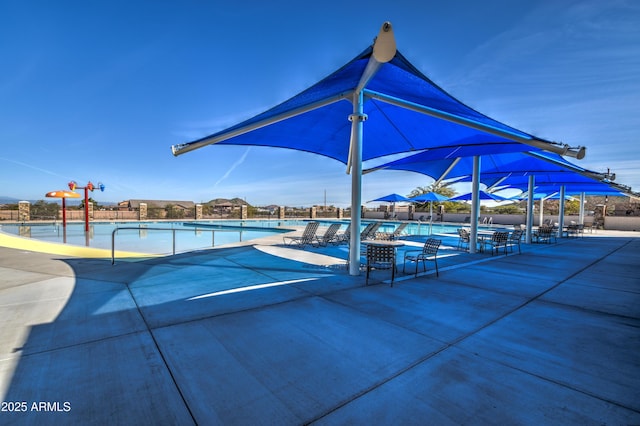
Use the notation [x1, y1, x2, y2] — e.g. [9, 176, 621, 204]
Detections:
[214, 147, 251, 187]
[0, 157, 70, 178]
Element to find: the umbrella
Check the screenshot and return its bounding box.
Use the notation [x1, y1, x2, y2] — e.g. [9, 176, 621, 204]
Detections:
[45, 190, 80, 228]
[409, 192, 449, 203]
[369, 193, 410, 219]
[449, 190, 509, 202]
[409, 192, 449, 235]
[370, 193, 411, 203]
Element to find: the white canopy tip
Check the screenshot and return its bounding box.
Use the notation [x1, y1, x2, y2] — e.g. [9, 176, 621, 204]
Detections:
[373, 21, 396, 63]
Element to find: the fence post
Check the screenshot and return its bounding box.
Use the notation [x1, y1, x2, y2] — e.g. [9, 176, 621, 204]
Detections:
[139, 203, 147, 220]
[18, 201, 30, 221]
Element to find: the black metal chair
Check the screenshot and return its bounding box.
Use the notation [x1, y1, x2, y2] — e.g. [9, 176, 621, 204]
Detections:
[403, 238, 441, 277]
[481, 231, 509, 255]
[365, 244, 397, 286]
[507, 229, 523, 254]
[457, 228, 470, 251]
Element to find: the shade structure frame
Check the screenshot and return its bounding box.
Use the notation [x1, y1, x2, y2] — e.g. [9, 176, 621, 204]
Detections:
[168, 21, 613, 272]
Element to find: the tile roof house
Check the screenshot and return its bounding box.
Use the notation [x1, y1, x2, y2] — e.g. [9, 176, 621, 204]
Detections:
[118, 200, 196, 210]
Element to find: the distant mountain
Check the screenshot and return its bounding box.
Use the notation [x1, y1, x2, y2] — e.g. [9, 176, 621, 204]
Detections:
[205, 198, 251, 207]
[0, 196, 21, 204]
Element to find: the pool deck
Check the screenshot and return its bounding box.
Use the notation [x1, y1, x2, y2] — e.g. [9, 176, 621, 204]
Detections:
[0, 227, 639, 424]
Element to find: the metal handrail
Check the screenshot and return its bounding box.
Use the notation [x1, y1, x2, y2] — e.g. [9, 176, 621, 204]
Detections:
[111, 226, 241, 265]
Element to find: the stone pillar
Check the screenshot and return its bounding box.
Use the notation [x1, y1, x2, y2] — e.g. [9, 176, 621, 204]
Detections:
[195, 204, 203, 220]
[139, 203, 147, 220]
[88, 202, 94, 219]
[310, 206, 317, 219]
[240, 205, 248, 219]
[337, 208, 343, 219]
[278, 206, 285, 219]
[18, 201, 30, 221]
[408, 205, 415, 220]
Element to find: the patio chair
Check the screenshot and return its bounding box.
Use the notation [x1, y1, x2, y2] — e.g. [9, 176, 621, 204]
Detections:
[566, 221, 584, 238]
[365, 244, 396, 286]
[376, 222, 408, 241]
[314, 223, 342, 246]
[480, 231, 509, 255]
[403, 238, 441, 277]
[457, 228, 470, 251]
[335, 223, 351, 244]
[533, 224, 555, 244]
[283, 221, 320, 248]
[507, 229, 523, 254]
[361, 222, 381, 240]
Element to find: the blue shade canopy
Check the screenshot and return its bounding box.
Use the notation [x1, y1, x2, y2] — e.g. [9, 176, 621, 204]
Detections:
[409, 192, 449, 202]
[170, 22, 591, 268]
[512, 192, 576, 201]
[366, 149, 601, 184]
[369, 193, 411, 203]
[449, 191, 509, 202]
[172, 47, 584, 162]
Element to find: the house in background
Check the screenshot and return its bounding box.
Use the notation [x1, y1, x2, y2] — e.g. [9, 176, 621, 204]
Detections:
[118, 199, 196, 219]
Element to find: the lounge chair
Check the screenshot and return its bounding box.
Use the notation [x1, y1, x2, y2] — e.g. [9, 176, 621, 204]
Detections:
[457, 228, 470, 251]
[376, 222, 408, 241]
[403, 238, 441, 277]
[480, 231, 509, 255]
[361, 222, 381, 240]
[507, 229, 523, 254]
[365, 244, 397, 286]
[283, 221, 320, 248]
[335, 223, 351, 244]
[314, 223, 342, 246]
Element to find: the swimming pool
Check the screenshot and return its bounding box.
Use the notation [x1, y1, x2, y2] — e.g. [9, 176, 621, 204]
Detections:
[0, 221, 292, 255]
[0, 219, 491, 255]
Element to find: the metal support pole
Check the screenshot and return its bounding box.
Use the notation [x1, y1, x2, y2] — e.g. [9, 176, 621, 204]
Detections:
[349, 91, 366, 275]
[62, 198, 67, 228]
[579, 192, 586, 225]
[84, 187, 89, 232]
[526, 175, 534, 244]
[558, 186, 566, 238]
[469, 156, 480, 254]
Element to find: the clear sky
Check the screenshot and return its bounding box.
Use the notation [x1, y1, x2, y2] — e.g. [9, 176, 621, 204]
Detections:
[1, 0, 638, 207]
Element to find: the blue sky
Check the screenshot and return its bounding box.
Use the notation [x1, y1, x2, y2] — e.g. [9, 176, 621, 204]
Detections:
[1, 0, 638, 207]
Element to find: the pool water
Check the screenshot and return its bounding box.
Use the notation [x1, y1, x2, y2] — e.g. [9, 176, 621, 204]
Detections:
[0, 221, 291, 254]
[0, 219, 486, 255]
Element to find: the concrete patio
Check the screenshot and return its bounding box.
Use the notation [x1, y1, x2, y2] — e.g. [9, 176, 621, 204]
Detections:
[0, 228, 639, 425]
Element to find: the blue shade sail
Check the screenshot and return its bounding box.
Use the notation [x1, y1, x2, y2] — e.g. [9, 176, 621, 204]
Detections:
[369, 193, 411, 203]
[172, 47, 576, 163]
[449, 191, 509, 202]
[409, 192, 449, 202]
[366, 149, 597, 183]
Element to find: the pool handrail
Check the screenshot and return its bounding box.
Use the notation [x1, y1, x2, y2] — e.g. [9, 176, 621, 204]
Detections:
[111, 226, 245, 265]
